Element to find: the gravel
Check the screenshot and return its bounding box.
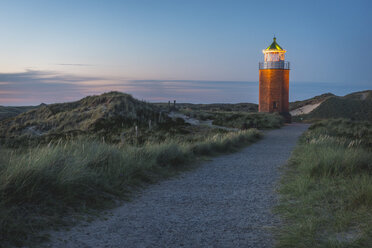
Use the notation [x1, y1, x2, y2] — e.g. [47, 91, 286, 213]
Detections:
[44, 124, 309, 248]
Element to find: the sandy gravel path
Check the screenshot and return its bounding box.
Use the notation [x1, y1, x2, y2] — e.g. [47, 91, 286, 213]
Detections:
[45, 124, 309, 248]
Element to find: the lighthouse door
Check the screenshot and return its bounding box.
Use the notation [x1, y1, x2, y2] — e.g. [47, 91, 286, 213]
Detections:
[273, 101, 278, 109]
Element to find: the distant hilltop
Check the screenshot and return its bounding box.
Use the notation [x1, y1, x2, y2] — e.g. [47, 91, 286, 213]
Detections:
[0, 92, 165, 146]
[289, 90, 372, 121]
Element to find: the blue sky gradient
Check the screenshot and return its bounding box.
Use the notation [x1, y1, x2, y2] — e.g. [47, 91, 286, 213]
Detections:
[0, 0, 371, 105]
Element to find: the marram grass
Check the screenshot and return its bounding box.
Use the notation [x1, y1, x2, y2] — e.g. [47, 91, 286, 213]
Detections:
[0, 129, 261, 247]
[276, 119, 372, 248]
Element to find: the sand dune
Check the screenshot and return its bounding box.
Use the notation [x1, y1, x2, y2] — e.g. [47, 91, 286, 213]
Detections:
[290, 102, 322, 116]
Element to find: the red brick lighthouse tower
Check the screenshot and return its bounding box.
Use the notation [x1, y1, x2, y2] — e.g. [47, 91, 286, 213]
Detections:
[259, 37, 291, 121]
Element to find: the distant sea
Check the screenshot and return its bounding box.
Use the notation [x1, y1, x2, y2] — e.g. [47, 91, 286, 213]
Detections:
[1, 79, 371, 106]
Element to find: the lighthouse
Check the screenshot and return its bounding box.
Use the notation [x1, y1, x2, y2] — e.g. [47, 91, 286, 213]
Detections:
[259, 37, 291, 121]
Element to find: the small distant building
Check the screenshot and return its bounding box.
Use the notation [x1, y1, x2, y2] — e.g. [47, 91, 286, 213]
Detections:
[259, 37, 291, 121]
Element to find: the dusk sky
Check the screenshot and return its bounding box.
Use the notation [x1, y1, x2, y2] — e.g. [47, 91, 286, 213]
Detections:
[1, 0, 371, 105]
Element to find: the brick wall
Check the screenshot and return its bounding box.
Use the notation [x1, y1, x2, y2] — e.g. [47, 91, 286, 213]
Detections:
[259, 69, 289, 113]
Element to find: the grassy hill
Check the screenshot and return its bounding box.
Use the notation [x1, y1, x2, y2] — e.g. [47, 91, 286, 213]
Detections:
[0, 92, 165, 146]
[289, 93, 334, 111]
[294, 90, 372, 121]
[0, 105, 38, 121]
[344, 90, 372, 100]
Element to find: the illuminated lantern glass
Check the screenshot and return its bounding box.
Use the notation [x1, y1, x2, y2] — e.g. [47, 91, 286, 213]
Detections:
[263, 37, 286, 62]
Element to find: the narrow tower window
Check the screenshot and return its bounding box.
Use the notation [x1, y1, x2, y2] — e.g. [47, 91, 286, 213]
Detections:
[273, 101, 277, 109]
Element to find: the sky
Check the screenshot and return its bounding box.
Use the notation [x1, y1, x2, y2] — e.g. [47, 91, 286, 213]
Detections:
[0, 0, 371, 105]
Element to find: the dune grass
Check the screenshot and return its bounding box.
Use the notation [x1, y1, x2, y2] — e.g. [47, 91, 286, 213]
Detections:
[181, 110, 284, 129]
[0, 105, 38, 121]
[0, 129, 261, 247]
[276, 119, 372, 247]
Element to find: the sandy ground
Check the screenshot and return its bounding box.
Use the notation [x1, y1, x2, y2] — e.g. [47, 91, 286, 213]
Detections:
[43, 124, 309, 248]
[360, 92, 368, 100]
[290, 102, 322, 116]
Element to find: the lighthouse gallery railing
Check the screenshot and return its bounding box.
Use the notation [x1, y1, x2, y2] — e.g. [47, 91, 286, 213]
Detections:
[259, 61, 290, 70]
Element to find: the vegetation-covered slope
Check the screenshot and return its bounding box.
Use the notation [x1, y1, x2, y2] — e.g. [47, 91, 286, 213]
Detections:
[344, 90, 372, 101]
[294, 90, 372, 121]
[0, 105, 38, 121]
[276, 119, 372, 247]
[289, 93, 334, 111]
[0, 92, 165, 146]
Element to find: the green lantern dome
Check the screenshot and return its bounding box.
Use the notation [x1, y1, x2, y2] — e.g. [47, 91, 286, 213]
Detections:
[265, 37, 284, 51]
